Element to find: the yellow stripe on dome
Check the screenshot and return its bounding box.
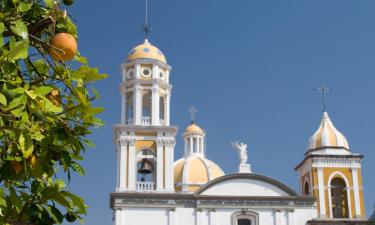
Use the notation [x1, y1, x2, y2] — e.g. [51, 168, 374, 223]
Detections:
[187, 157, 209, 184]
[127, 39, 166, 63]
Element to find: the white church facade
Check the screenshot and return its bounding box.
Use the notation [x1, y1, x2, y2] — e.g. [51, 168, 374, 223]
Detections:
[109, 38, 370, 225]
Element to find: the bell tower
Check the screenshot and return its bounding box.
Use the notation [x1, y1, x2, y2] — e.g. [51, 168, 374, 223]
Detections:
[114, 38, 177, 193]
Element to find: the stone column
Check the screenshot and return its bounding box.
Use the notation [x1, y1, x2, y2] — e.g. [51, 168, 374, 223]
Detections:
[168, 209, 176, 225]
[189, 137, 193, 154]
[118, 139, 128, 192]
[209, 209, 216, 225]
[127, 139, 137, 191]
[152, 84, 160, 126]
[287, 210, 295, 225]
[156, 140, 164, 191]
[352, 168, 362, 217]
[196, 209, 203, 225]
[317, 167, 326, 218]
[134, 84, 142, 125]
[165, 139, 175, 192]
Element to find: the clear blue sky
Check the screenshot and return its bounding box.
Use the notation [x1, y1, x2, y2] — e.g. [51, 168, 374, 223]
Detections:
[65, 0, 375, 224]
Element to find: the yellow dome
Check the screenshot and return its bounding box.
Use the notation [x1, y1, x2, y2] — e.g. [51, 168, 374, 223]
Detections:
[174, 156, 225, 192]
[127, 39, 166, 63]
[307, 112, 349, 153]
[184, 123, 205, 135]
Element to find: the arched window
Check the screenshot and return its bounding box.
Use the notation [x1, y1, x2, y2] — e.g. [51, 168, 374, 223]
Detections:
[125, 91, 133, 124]
[136, 149, 156, 191]
[232, 211, 258, 225]
[331, 177, 349, 218]
[142, 90, 152, 125]
[304, 180, 310, 195]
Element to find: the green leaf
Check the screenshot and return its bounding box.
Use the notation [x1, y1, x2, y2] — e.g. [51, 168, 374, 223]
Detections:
[44, 205, 64, 224]
[9, 40, 29, 60]
[10, 20, 28, 39]
[17, 2, 32, 12]
[44, 0, 54, 7]
[39, 98, 63, 113]
[0, 92, 7, 105]
[65, 192, 87, 214]
[26, 90, 37, 99]
[19, 133, 34, 158]
[33, 86, 53, 96]
[71, 163, 85, 176]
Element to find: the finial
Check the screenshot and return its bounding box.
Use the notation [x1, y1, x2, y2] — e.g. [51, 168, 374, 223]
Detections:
[142, 0, 152, 39]
[314, 84, 332, 112]
[188, 106, 198, 123]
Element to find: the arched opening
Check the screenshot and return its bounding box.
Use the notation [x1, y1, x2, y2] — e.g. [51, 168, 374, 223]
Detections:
[159, 96, 165, 124]
[125, 91, 133, 124]
[304, 180, 310, 195]
[331, 177, 349, 218]
[142, 90, 152, 125]
[136, 149, 156, 191]
[232, 211, 258, 225]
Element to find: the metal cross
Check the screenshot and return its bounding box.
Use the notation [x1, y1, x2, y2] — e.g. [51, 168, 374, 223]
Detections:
[142, 0, 152, 39]
[188, 106, 198, 123]
[314, 84, 332, 112]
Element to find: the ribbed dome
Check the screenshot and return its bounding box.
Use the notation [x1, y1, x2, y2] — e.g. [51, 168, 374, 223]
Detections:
[307, 112, 349, 153]
[184, 123, 205, 136]
[127, 39, 166, 63]
[174, 155, 224, 192]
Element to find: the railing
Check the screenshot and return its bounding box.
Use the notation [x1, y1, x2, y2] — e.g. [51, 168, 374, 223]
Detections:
[142, 117, 151, 126]
[125, 117, 152, 126]
[136, 182, 155, 191]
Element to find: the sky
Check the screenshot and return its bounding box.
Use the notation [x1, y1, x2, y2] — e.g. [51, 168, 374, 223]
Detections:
[64, 0, 375, 224]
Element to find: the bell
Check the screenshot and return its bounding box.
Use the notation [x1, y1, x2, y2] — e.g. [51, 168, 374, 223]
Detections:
[138, 159, 152, 174]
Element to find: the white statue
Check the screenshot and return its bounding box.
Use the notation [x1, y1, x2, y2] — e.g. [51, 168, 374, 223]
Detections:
[231, 141, 248, 164]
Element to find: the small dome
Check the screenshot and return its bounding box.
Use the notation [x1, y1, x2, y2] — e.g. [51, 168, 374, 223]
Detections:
[307, 112, 349, 153]
[127, 39, 166, 63]
[184, 123, 205, 135]
[174, 155, 224, 192]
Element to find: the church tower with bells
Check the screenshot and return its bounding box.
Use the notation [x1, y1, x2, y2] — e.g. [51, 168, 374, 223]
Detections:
[295, 85, 366, 220]
[113, 33, 177, 193]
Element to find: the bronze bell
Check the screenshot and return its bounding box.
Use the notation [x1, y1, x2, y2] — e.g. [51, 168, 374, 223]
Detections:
[138, 159, 153, 174]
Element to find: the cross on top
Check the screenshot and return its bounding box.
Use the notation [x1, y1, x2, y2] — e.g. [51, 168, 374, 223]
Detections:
[188, 106, 198, 123]
[314, 84, 332, 112]
[142, 0, 152, 39]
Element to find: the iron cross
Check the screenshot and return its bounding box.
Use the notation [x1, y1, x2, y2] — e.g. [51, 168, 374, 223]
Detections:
[314, 84, 332, 112]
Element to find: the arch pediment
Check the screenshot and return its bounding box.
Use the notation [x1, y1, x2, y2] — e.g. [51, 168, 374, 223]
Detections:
[195, 173, 297, 197]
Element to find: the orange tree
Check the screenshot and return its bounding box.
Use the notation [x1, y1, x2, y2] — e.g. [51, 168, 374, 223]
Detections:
[0, 0, 107, 224]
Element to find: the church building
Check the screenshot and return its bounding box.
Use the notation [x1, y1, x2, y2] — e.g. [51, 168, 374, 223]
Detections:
[109, 37, 371, 225]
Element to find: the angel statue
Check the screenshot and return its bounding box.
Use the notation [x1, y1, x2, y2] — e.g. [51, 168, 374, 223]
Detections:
[231, 141, 248, 165]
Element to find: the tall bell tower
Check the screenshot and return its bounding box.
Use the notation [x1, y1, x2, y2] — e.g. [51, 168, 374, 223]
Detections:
[114, 38, 177, 193]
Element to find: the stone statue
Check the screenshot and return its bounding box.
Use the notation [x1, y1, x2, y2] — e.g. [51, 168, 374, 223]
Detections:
[231, 141, 248, 164]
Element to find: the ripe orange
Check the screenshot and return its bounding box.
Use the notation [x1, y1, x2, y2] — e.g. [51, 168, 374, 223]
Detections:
[49, 33, 77, 62]
[11, 161, 23, 175]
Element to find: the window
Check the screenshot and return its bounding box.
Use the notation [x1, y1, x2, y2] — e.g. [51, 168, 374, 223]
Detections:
[331, 177, 349, 218]
[238, 219, 251, 225]
[232, 211, 258, 225]
[304, 180, 310, 195]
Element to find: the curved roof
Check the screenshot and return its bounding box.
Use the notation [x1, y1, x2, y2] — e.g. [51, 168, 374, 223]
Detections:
[174, 155, 225, 192]
[184, 122, 205, 136]
[195, 173, 297, 196]
[306, 112, 349, 153]
[127, 39, 166, 63]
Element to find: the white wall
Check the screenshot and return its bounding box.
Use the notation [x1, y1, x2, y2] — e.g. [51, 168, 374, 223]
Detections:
[117, 206, 317, 225]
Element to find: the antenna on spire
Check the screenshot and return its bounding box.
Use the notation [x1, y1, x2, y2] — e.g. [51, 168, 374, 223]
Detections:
[314, 84, 332, 112]
[188, 106, 198, 123]
[142, 0, 152, 39]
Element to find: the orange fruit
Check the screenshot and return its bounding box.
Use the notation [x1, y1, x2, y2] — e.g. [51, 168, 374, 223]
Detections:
[11, 161, 23, 175]
[49, 33, 77, 62]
